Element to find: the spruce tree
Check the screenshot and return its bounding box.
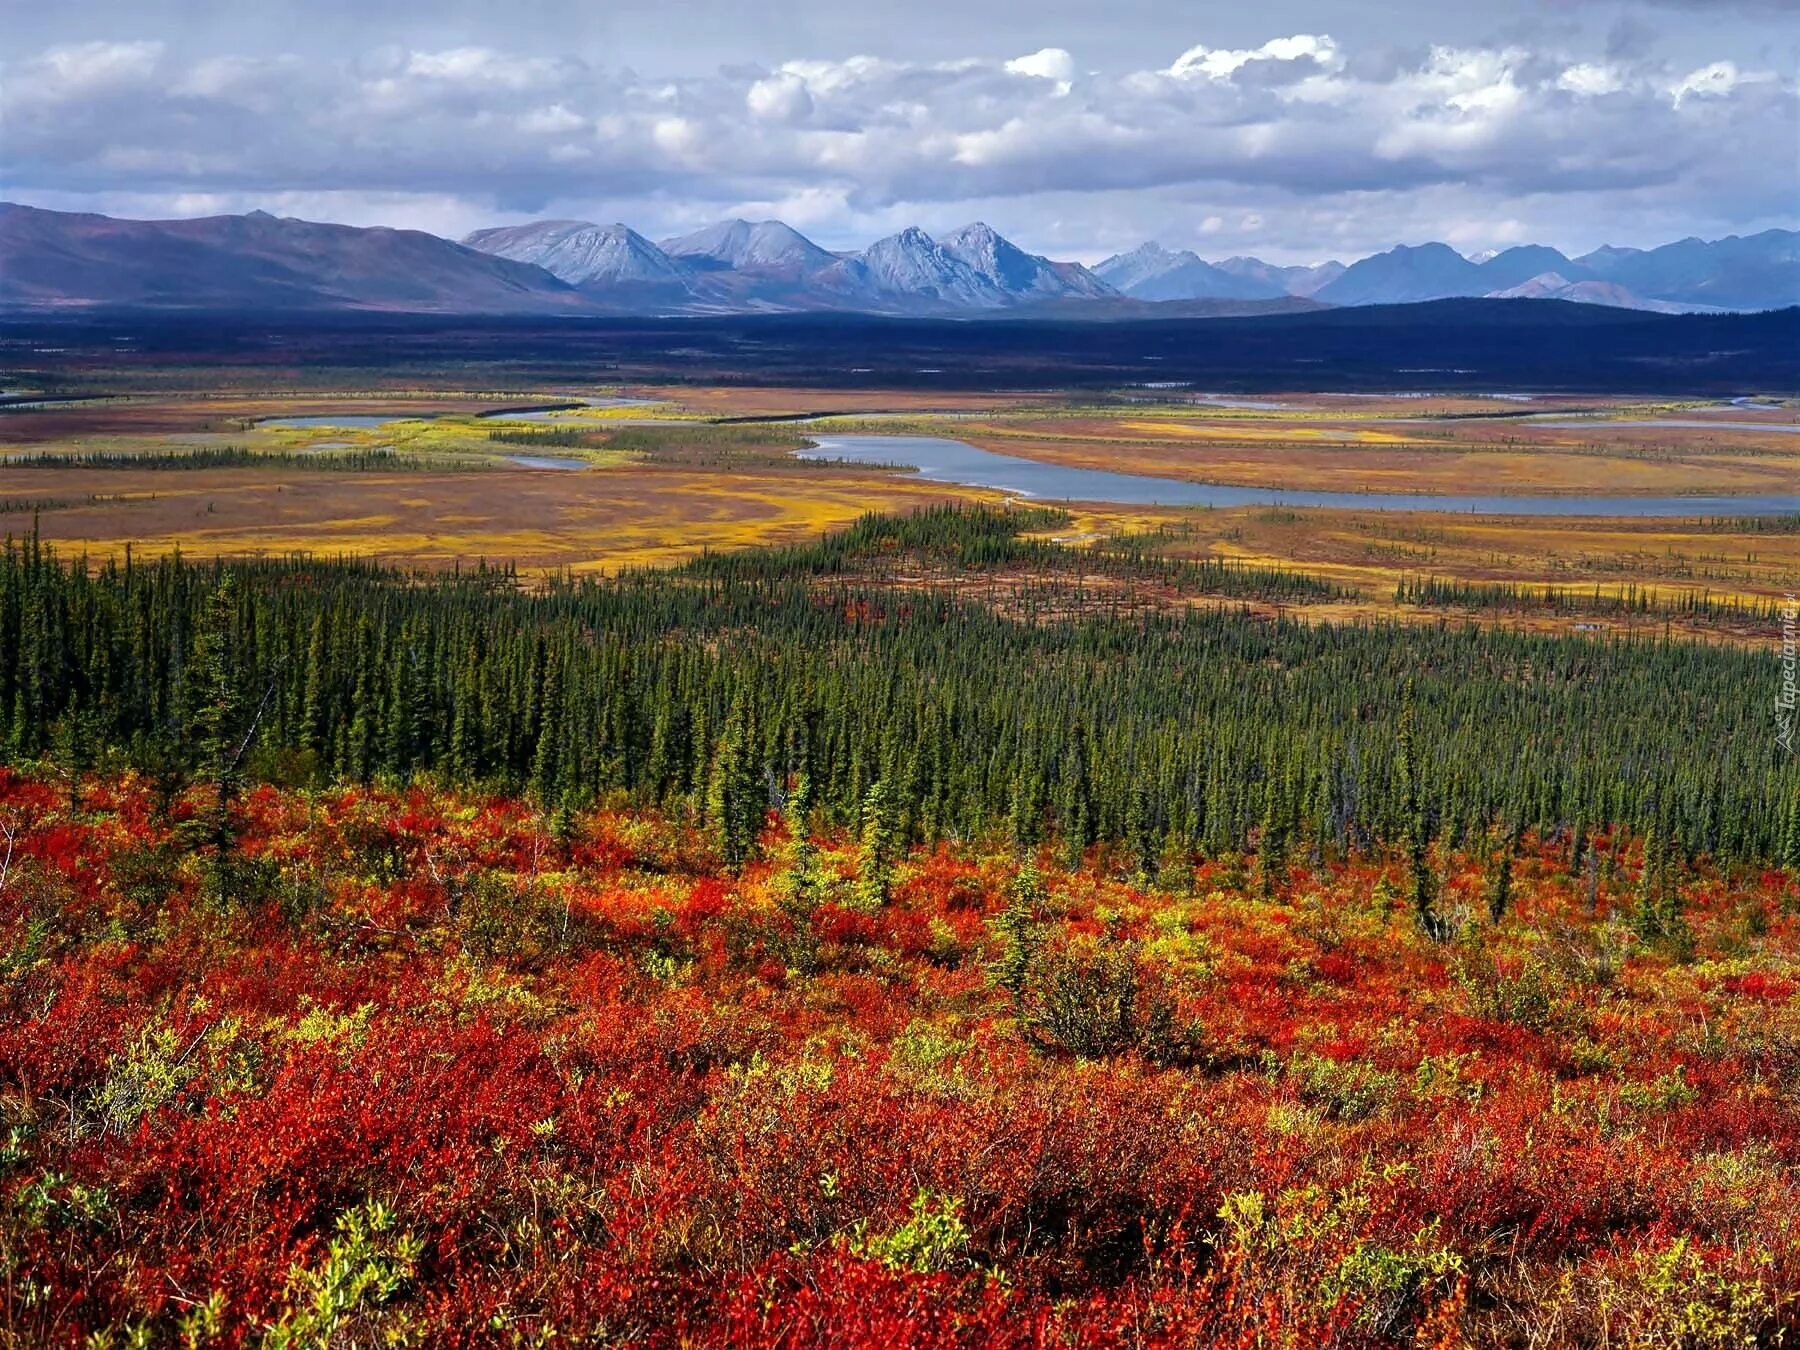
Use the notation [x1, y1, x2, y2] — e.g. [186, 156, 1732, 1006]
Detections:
[189, 572, 244, 851]
[1486, 822, 1517, 924]
[992, 859, 1046, 1005]
[707, 696, 760, 868]
[853, 777, 897, 911]
[778, 773, 822, 914]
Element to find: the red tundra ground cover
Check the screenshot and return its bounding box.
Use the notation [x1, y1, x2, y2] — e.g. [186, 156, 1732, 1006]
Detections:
[2, 767, 1797, 1346]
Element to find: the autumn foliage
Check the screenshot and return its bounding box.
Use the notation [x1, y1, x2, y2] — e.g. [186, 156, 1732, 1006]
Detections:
[2, 767, 1798, 1346]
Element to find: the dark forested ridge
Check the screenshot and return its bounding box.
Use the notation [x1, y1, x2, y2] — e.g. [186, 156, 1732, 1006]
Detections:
[2, 506, 1795, 869]
[6, 302, 1798, 394]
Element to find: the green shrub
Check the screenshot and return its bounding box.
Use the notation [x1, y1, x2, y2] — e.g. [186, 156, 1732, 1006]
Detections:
[847, 1190, 969, 1274]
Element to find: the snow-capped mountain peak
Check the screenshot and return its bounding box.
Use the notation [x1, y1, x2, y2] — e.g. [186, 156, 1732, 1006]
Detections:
[821, 227, 1009, 308]
[939, 222, 1116, 300]
[460, 220, 690, 291]
[659, 218, 836, 274]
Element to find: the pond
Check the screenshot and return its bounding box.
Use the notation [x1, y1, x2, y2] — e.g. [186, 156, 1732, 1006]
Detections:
[798, 434, 1800, 516]
[503, 454, 589, 471]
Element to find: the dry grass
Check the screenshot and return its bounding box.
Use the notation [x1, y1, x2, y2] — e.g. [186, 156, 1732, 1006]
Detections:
[951, 405, 1800, 497]
[0, 393, 576, 445]
[0, 462, 992, 575]
[632, 385, 1060, 417]
[1041, 503, 1800, 644]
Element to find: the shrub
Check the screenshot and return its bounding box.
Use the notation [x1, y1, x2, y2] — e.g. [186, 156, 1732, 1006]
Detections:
[1277, 1050, 1401, 1122]
[847, 1190, 970, 1274]
[1019, 937, 1186, 1061]
[264, 1200, 423, 1349]
[91, 1024, 197, 1135]
[1455, 941, 1569, 1032]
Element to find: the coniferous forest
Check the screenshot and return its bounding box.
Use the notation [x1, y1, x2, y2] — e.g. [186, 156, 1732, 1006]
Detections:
[3, 507, 1795, 872]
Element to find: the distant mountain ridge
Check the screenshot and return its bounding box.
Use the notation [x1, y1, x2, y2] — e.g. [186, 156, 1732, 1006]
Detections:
[1096, 232, 1796, 313]
[660, 218, 838, 275]
[1093, 243, 1271, 301]
[1309, 234, 1797, 312]
[3, 202, 1794, 317]
[1214, 256, 1345, 298]
[0, 202, 587, 313]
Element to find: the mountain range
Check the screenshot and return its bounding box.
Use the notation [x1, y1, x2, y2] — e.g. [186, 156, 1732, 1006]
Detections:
[461, 217, 1118, 313]
[0, 203, 586, 313]
[1091, 243, 1345, 301]
[2, 201, 1794, 317]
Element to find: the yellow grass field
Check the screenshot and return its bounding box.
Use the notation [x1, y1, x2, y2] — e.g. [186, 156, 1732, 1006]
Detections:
[940, 403, 1800, 497]
[1040, 502, 1800, 644]
[0, 462, 991, 575]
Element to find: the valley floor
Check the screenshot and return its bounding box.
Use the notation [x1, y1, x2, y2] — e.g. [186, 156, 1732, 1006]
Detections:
[2, 385, 1795, 644]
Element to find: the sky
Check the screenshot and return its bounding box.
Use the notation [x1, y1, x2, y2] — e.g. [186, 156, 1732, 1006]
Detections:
[2, 0, 1795, 265]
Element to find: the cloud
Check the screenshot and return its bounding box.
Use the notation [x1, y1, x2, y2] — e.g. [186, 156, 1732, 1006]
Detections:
[747, 72, 813, 122]
[0, 32, 1791, 258]
[1668, 59, 1766, 106]
[1004, 47, 1075, 94]
[1556, 63, 1625, 96]
[9, 40, 163, 104]
[1166, 34, 1340, 81]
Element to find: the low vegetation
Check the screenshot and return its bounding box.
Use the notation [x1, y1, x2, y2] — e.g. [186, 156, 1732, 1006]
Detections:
[2, 447, 405, 472]
[2, 762, 1797, 1345]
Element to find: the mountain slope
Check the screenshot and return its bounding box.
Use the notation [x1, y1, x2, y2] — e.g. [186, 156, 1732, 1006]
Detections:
[1094, 243, 1281, 301]
[461, 220, 693, 301]
[0, 203, 585, 312]
[654, 217, 864, 310]
[1484, 272, 1715, 314]
[939, 222, 1116, 301]
[816, 227, 1009, 310]
[1476, 245, 1587, 291]
[1315, 242, 1487, 305]
[659, 218, 837, 275]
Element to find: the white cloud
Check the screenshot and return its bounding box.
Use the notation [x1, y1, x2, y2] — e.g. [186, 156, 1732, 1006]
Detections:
[9, 40, 162, 104]
[1004, 47, 1075, 95]
[1167, 34, 1340, 81]
[1670, 60, 1742, 105]
[747, 72, 814, 122]
[1557, 63, 1624, 96]
[518, 104, 587, 135]
[403, 47, 561, 89]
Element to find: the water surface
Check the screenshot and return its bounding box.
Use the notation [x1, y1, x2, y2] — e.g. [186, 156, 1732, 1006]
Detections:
[800, 433, 1800, 516]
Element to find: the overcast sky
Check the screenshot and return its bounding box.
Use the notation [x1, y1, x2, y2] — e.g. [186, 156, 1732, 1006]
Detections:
[2, 0, 1794, 263]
